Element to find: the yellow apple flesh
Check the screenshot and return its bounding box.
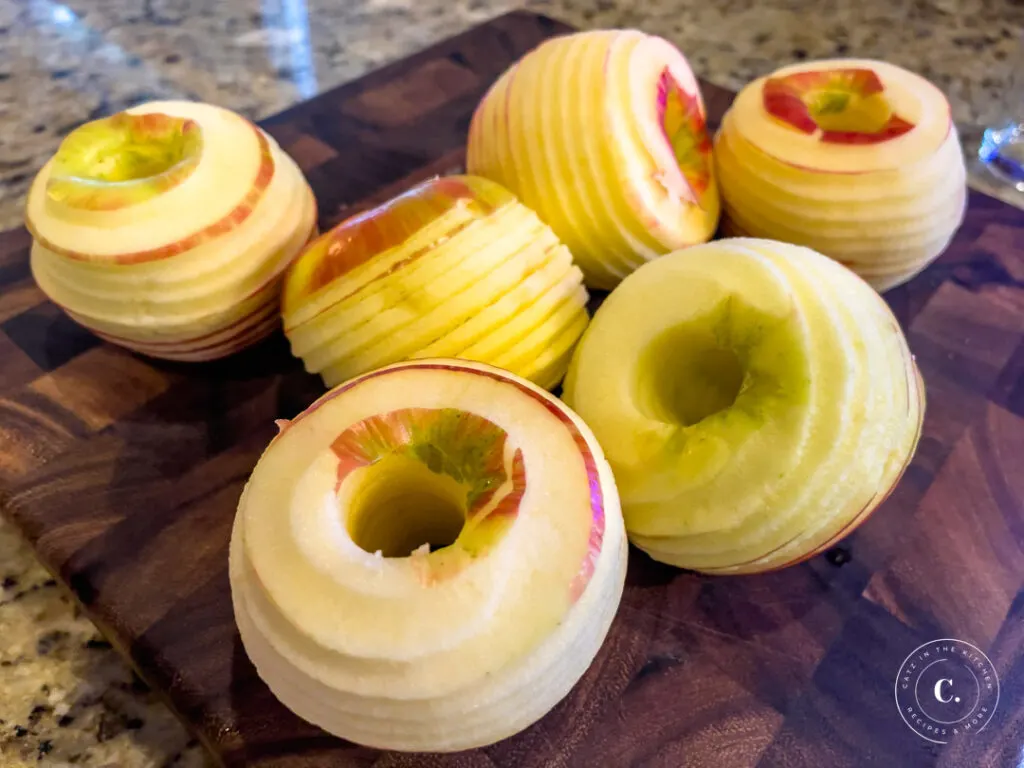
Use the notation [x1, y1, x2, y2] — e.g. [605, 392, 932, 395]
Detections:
[283, 175, 589, 389]
[26, 101, 317, 361]
[714, 59, 966, 292]
[466, 29, 720, 290]
[562, 238, 923, 574]
[230, 359, 627, 751]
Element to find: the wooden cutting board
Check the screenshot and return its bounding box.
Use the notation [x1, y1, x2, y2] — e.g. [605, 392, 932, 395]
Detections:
[1, 11, 1022, 767]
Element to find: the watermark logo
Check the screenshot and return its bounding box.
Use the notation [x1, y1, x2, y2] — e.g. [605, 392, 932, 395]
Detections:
[895, 638, 1000, 744]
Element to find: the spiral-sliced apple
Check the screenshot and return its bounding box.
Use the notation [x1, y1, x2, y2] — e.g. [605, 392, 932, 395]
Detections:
[563, 238, 923, 574]
[466, 29, 720, 290]
[714, 59, 966, 292]
[26, 100, 316, 361]
[283, 175, 588, 390]
[230, 359, 626, 751]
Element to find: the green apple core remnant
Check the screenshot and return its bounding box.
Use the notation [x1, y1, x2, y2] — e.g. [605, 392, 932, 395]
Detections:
[332, 407, 523, 559]
[50, 112, 203, 187]
[658, 69, 712, 199]
[633, 293, 804, 434]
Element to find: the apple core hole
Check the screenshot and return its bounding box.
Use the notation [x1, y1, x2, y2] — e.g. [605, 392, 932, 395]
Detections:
[638, 324, 745, 427]
[346, 454, 467, 558]
[51, 113, 202, 186]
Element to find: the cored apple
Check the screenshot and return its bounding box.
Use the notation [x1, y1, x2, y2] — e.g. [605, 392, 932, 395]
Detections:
[562, 238, 923, 574]
[230, 359, 626, 751]
[714, 59, 966, 292]
[26, 100, 317, 361]
[283, 175, 588, 390]
[466, 29, 720, 290]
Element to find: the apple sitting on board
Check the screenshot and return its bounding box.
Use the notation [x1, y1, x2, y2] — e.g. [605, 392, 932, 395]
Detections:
[466, 29, 720, 290]
[562, 238, 924, 574]
[715, 60, 966, 292]
[230, 359, 627, 751]
[283, 175, 589, 390]
[27, 101, 317, 360]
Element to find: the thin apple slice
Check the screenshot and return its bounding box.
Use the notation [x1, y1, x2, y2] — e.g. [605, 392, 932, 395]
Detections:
[713, 246, 922, 571]
[284, 177, 513, 330]
[288, 202, 543, 361]
[283, 175, 589, 389]
[33, 175, 315, 329]
[317, 234, 564, 386]
[46, 112, 203, 211]
[508, 33, 641, 284]
[490, 294, 589, 375]
[413, 249, 579, 359]
[27, 102, 276, 263]
[452, 254, 583, 361]
[293, 207, 549, 372]
[517, 307, 592, 391]
[730, 59, 950, 173]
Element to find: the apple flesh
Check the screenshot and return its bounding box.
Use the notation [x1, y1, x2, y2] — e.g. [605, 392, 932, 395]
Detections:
[283, 175, 589, 390]
[466, 29, 720, 290]
[230, 359, 627, 751]
[26, 101, 317, 361]
[714, 59, 966, 292]
[562, 238, 923, 574]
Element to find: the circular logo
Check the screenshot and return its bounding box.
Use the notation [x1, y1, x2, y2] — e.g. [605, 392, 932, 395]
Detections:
[895, 638, 1000, 744]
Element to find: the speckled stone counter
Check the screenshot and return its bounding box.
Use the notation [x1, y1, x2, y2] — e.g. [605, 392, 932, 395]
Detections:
[1, 0, 1022, 765]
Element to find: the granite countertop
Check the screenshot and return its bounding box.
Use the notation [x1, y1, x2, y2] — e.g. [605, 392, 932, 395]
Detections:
[1, 0, 1022, 765]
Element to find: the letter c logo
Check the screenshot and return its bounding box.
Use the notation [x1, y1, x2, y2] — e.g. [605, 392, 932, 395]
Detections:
[934, 678, 954, 703]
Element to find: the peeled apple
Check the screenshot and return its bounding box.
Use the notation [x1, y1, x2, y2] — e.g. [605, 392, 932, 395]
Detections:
[715, 59, 966, 291]
[230, 359, 626, 751]
[467, 29, 720, 290]
[27, 101, 316, 360]
[563, 238, 924, 574]
[283, 175, 589, 390]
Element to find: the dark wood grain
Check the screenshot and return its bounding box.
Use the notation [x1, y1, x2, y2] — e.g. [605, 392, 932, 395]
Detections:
[1, 11, 1022, 767]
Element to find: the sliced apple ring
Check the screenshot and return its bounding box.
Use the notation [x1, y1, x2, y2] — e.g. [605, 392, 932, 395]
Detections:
[714, 58, 966, 292]
[283, 176, 589, 390]
[467, 29, 720, 290]
[297, 212, 554, 373]
[441, 255, 583, 362]
[563, 238, 923, 574]
[323, 240, 569, 384]
[412, 249, 580, 359]
[230, 359, 626, 751]
[26, 101, 316, 360]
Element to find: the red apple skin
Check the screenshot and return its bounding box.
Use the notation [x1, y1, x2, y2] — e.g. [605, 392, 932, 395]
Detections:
[45, 213, 317, 362]
[282, 176, 507, 321]
[26, 120, 277, 266]
[820, 115, 915, 145]
[272, 360, 607, 601]
[87, 297, 280, 361]
[762, 80, 817, 135]
[762, 67, 916, 146]
[733, 115, 952, 176]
